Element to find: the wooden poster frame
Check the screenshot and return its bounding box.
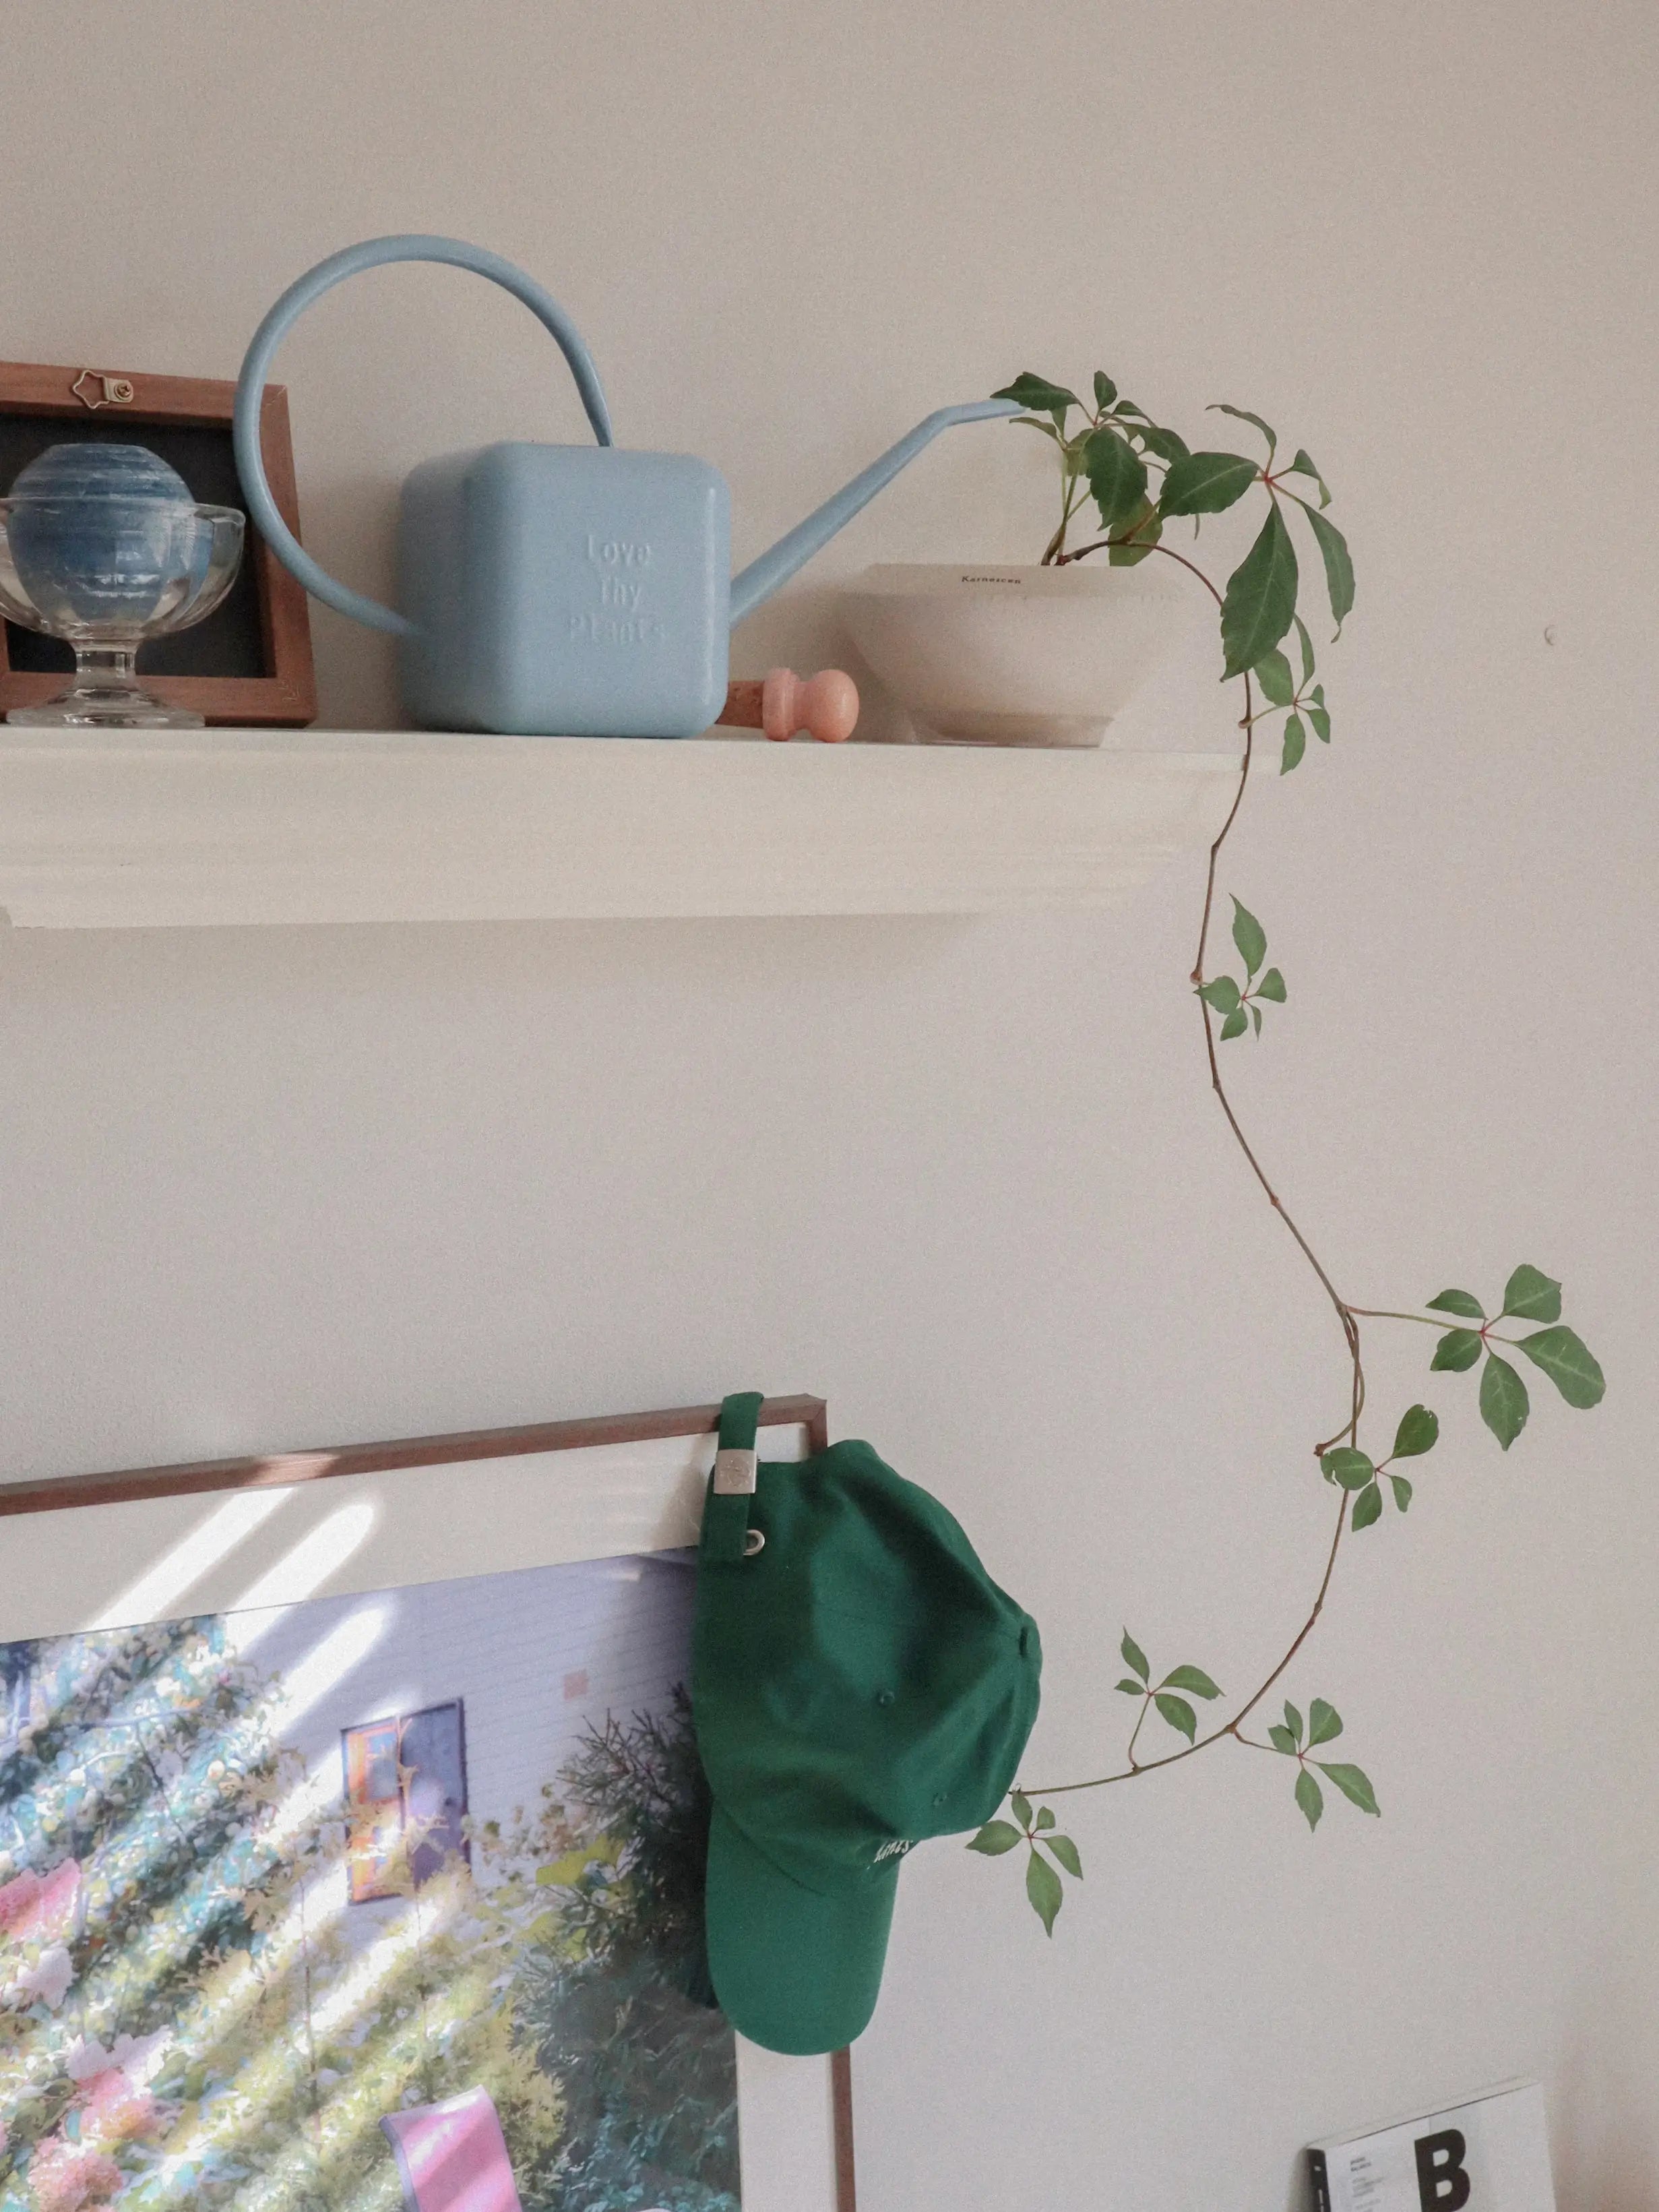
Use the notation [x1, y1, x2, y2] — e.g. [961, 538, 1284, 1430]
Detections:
[0, 1392, 854, 2212]
[0, 357, 317, 726]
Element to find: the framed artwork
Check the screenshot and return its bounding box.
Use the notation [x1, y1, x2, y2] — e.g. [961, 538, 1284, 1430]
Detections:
[0, 359, 316, 726]
[0, 1396, 854, 2212]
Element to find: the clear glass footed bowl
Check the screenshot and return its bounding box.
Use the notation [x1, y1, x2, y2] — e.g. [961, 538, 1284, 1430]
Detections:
[0, 443, 245, 729]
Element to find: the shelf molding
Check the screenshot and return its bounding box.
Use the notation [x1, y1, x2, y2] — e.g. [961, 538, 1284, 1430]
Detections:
[0, 730, 1241, 930]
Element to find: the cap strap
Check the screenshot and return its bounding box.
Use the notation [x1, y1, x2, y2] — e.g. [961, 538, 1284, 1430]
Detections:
[701, 1391, 764, 1564]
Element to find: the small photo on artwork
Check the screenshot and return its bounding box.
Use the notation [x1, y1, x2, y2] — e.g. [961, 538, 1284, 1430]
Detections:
[0, 1549, 739, 2212]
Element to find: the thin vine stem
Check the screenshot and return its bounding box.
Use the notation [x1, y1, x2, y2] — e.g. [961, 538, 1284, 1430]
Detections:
[1026, 1490, 1346, 1796]
[1347, 1305, 1525, 1348]
[1018, 529, 1371, 1802]
[1191, 688, 1360, 1380]
[1123, 1697, 1152, 1770]
[1057, 536, 1223, 607]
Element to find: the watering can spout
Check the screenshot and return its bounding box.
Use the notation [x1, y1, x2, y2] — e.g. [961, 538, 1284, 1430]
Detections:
[728, 398, 1020, 626]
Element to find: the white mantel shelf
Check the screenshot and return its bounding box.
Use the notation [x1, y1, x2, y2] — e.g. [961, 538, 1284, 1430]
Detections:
[0, 730, 1241, 930]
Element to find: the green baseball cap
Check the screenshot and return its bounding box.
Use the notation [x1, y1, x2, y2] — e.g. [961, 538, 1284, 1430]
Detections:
[692, 1392, 1041, 2056]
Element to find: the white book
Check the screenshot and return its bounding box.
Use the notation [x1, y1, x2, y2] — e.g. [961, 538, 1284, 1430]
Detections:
[1307, 2079, 1555, 2212]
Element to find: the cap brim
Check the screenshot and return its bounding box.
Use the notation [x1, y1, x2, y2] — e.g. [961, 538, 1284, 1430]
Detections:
[705, 1803, 898, 2056]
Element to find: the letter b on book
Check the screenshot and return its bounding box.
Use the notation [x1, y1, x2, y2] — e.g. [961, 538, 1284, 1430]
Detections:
[1308, 2078, 1553, 2212]
[1416, 2129, 1472, 2211]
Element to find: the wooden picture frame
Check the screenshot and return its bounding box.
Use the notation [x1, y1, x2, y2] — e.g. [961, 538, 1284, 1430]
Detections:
[0, 1395, 854, 2212]
[0, 358, 317, 726]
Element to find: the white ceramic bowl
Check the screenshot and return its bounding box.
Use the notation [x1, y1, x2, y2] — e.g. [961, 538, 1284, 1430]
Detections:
[840, 561, 1191, 746]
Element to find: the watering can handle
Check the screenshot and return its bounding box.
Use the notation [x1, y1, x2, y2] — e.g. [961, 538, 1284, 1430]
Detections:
[232, 234, 615, 639]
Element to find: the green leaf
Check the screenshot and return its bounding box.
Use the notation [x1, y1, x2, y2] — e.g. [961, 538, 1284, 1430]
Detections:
[1060, 433, 1093, 479]
[1292, 613, 1315, 683]
[1026, 1846, 1064, 1934]
[1427, 1288, 1486, 1320]
[1133, 423, 1190, 464]
[993, 373, 1078, 421]
[1320, 1447, 1376, 1491]
[1108, 494, 1163, 565]
[968, 1820, 1023, 1855]
[1219, 1006, 1249, 1041]
[1092, 370, 1118, 411]
[1010, 1790, 1033, 1828]
[1350, 1480, 1383, 1530]
[1431, 1327, 1483, 1372]
[1034, 1805, 1055, 1830]
[1284, 1700, 1304, 1746]
[1503, 1264, 1563, 1324]
[1121, 1630, 1150, 1682]
[1209, 402, 1278, 456]
[1391, 1404, 1439, 1458]
[1251, 1004, 1263, 1037]
[1286, 448, 1331, 507]
[1307, 1697, 1342, 1746]
[1256, 966, 1287, 1002]
[1197, 976, 1242, 1014]
[1389, 1473, 1414, 1512]
[1116, 1676, 1148, 1695]
[1230, 896, 1267, 977]
[1307, 700, 1332, 743]
[1044, 1833, 1083, 1879]
[1154, 1692, 1197, 1742]
[1011, 416, 1065, 447]
[1160, 450, 1259, 516]
[1517, 1326, 1605, 1409]
[1295, 1768, 1324, 1831]
[1267, 1723, 1297, 1755]
[1162, 1664, 1222, 1699]
[1316, 1761, 1381, 1816]
[1480, 1353, 1530, 1450]
[1085, 429, 1149, 527]
[1303, 504, 1355, 635]
[1220, 503, 1298, 679]
[1280, 714, 1307, 774]
[1253, 647, 1296, 707]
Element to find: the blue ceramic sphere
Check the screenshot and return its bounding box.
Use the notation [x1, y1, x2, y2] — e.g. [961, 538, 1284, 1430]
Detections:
[7, 442, 210, 629]
[11, 442, 194, 507]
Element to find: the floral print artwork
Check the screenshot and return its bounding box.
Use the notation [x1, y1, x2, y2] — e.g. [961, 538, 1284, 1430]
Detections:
[0, 1570, 738, 2212]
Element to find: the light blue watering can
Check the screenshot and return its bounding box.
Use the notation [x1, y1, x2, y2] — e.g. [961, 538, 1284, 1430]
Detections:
[234, 235, 1017, 737]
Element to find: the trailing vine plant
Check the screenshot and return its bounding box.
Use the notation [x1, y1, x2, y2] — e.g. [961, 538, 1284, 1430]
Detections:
[966, 370, 1606, 1936]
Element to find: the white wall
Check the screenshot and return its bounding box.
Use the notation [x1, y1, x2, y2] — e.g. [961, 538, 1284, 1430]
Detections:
[3, 5, 1657, 2207]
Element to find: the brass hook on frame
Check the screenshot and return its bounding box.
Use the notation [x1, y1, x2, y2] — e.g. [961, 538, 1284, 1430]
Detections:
[71, 369, 135, 410]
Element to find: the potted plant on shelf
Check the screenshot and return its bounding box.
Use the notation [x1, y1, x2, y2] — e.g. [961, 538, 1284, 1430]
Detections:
[840, 369, 1350, 751]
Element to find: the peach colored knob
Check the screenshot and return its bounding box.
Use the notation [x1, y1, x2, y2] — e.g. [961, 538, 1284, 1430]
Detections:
[716, 669, 860, 741]
[761, 667, 859, 743]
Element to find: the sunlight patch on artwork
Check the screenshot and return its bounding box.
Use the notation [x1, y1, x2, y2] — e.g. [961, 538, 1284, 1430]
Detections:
[230, 1604, 389, 1721]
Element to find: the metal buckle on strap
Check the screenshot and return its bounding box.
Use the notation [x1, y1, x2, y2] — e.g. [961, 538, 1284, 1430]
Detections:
[712, 1446, 758, 1496]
